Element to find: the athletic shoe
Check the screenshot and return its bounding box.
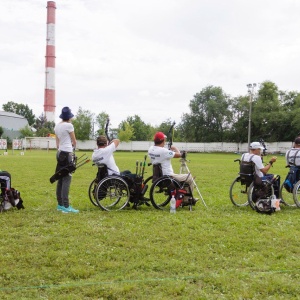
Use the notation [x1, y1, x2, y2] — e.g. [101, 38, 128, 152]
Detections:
[57, 205, 65, 211]
[60, 206, 70, 213]
[65, 206, 79, 213]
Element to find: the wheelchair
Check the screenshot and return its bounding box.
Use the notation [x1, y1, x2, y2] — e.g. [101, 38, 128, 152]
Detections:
[280, 165, 300, 207]
[149, 163, 197, 210]
[88, 160, 152, 211]
[229, 158, 276, 210]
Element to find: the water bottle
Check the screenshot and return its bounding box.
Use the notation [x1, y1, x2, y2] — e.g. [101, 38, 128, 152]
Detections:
[170, 194, 176, 214]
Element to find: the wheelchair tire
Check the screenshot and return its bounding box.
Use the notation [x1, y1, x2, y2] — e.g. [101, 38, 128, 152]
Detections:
[95, 176, 130, 211]
[229, 176, 249, 207]
[150, 176, 181, 210]
[248, 181, 274, 210]
[293, 180, 300, 207]
[279, 182, 296, 207]
[88, 178, 99, 207]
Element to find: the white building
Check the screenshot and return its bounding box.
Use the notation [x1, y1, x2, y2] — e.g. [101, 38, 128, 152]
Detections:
[0, 111, 29, 139]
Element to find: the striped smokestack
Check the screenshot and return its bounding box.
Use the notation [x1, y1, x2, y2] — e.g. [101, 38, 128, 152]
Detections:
[44, 1, 56, 122]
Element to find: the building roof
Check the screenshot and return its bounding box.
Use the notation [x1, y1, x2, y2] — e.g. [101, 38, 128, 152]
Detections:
[0, 111, 29, 139]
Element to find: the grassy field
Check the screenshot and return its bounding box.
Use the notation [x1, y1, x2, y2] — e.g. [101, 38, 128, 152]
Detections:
[0, 150, 300, 299]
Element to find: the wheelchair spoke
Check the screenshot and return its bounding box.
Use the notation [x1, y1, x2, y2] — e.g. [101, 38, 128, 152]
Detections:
[95, 176, 130, 211]
[229, 176, 249, 207]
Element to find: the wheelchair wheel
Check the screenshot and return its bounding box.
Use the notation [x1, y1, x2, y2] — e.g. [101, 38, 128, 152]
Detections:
[293, 180, 300, 207]
[248, 181, 274, 210]
[95, 176, 130, 211]
[279, 182, 296, 207]
[229, 176, 249, 207]
[150, 176, 181, 210]
[88, 178, 99, 207]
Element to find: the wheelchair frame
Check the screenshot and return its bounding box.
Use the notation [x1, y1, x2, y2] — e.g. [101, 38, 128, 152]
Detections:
[88, 157, 153, 211]
[229, 158, 276, 210]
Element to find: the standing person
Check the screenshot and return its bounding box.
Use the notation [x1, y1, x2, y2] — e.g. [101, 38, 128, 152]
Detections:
[241, 141, 279, 197]
[148, 132, 197, 204]
[54, 107, 79, 213]
[92, 135, 120, 175]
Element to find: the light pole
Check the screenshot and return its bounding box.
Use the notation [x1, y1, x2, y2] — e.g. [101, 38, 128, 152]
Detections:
[247, 83, 257, 149]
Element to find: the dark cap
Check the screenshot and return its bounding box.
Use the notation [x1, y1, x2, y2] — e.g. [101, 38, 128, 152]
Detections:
[294, 137, 300, 145]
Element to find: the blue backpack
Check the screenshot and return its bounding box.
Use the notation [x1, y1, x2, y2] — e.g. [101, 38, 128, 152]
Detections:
[283, 166, 299, 193]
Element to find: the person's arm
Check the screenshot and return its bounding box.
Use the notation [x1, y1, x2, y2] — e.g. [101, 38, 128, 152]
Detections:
[170, 145, 182, 158]
[55, 136, 59, 149]
[260, 156, 277, 175]
[111, 139, 120, 148]
[70, 131, 77, 149]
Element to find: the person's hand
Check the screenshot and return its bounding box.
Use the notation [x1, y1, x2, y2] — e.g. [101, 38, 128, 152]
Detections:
[269, 156, 277, 166]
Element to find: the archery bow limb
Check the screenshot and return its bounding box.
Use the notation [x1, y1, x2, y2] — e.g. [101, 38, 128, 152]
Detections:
[105, 117, 111, 143]
[168, 121, 176, 150]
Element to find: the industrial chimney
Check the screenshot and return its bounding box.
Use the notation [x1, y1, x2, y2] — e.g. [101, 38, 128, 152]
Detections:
[44, 1, 56, 122]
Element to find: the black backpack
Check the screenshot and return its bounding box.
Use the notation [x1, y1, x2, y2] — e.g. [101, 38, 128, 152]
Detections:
[239, 154, 255, 186]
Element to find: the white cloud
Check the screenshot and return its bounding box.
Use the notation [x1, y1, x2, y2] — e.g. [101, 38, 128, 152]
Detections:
[0, 0, 300, 127]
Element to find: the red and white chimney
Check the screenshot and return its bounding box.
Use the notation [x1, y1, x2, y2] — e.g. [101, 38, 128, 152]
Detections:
[44, 1, 56, 122]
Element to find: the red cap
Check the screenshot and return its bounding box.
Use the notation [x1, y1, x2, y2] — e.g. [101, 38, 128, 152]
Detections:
[154, 132, 166, 143]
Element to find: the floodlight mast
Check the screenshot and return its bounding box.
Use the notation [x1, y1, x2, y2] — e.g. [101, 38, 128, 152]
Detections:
[247, 83, 257, 149]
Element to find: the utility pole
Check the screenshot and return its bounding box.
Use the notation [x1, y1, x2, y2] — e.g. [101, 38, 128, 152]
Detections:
[247, 83, 257, 149]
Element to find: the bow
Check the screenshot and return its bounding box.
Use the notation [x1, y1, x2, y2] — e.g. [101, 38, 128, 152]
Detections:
[167, 121, 176, 150]
[259, 138, 267, 159]
[105, 118, 111, 143]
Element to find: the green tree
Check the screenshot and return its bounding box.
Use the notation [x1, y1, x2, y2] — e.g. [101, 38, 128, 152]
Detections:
[34, 114, 55, 137]
[180, 86, 232, 142]
[2, 101, 35, 126]
[95, 112, 109, 137]
[0, 126, 3, 138]
[72, 107, 94, 140]
[251, 81, 282, 142]
[19, 125, 34, 138]
[226, 95, 249, 143]
[118, 122, 134, 142]
[119, 115, 152, 141]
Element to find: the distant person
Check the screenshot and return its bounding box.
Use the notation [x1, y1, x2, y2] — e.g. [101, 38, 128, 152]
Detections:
[241, 141, 279, 197]
[148, 132, 197, 204]
[54, 106, 79, 213]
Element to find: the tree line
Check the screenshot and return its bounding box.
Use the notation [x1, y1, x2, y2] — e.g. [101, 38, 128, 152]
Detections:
[2, 80, 300, 142]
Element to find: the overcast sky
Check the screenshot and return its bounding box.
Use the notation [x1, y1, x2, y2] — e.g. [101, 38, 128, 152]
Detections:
[1, 0, 299, 128]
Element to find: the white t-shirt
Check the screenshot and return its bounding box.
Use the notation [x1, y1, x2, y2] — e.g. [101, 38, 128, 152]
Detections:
[241, 153, 264, 177]
[92, 143, 120, 175]
[54, 122, 74, 152]
[285, 148, 300, 166]
[148, 145, 175, 176]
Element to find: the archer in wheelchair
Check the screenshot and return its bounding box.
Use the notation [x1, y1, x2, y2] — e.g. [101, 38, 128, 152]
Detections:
[230, 141, 281, 213]
[148, 131, 198, 210]
[280, 136, 300, 207]
[89, 135, 152, 210]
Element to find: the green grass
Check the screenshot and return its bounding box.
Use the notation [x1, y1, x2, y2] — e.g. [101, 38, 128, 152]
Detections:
[1, 150, 300, 299]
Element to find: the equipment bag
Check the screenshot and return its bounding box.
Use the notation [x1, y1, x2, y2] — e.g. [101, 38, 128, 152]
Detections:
[283, 166, 299, 193]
